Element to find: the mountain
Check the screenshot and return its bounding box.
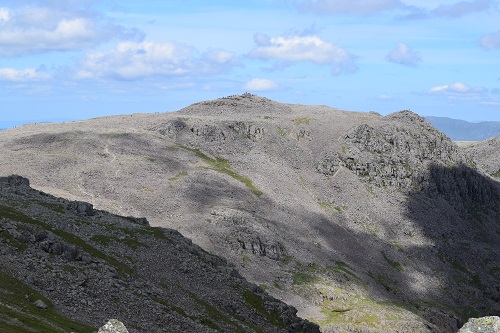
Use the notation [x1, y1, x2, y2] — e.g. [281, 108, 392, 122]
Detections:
[0, 175, 318, 333]
[425, 116, 500, 141]
[1, 94, 499, 333]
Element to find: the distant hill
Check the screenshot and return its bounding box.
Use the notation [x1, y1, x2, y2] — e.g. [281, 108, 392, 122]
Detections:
[425, 116, 500, 141]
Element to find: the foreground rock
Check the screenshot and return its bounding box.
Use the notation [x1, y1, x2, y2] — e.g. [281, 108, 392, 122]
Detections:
[0, 175, 318, 333]
[1, 94, 500, 333]
[98, 319, 129, 333]
[458, 316, 500, 333]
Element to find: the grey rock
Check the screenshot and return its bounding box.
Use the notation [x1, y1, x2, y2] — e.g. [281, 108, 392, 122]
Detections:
[66, 201, 95, 216]
[98, 319, 129, 333]
[5, 174, 30, 186]
[33, 299, 48, 309]
[458, 316, 500, 333]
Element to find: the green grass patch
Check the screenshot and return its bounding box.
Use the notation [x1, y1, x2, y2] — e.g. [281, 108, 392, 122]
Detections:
[91, 234, 146, 250]
[328, 261, 359, 280]
[294, 117, 313, 125]
[152, 296, 188, 318]
[292, 272, 316, 285]
[381, 251, 404, 272]
[317, 200, 332, 210]
[177, 144, 262, 197]
[243, 290, 285, 329]
[276, 128, 289, 137]
[168, 170, 188, 181]
[0, 229, 29, 251]
[36, 201, 65, 213]
[188, 291, 248, 333]
[90, 234, 114, 246]
[334, 205, 347, 213]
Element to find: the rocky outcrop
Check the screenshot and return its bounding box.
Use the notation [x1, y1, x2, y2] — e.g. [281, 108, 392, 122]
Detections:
[66, 200, 95, 216]
[458, 316, 500, 333]
[333, 111, 471, 191]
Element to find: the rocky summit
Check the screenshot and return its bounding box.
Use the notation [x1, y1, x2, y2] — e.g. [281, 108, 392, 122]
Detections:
[0, 94, 499, 333]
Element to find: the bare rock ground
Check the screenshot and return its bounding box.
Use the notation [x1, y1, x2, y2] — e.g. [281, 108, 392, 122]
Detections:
[1, 94, 500, 332]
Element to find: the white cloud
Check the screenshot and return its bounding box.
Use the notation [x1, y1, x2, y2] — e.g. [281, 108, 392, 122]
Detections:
[244, 78, 279, 91]
[386, 43, 422, 67]
[479, 30, 500, 49]
[0, 8, 10, 24]
[0, 68, 51, 82]
[249, 34, 357, 75]
[294, 0, 404, 15]
[0, 5, 143, 57]
[76, 42, 238, 81]
[428, 82, 490, 102]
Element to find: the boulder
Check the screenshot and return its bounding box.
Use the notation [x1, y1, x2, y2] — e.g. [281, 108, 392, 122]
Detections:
[33, 299, 48, 309]
[98, 319, 129, 333]
[458, 316, 500, 333]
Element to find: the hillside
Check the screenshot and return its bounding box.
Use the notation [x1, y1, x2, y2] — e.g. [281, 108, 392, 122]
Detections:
[0, 175, 317, 333]
[1, 94, 500, 333]
[425, 116, 500, 141]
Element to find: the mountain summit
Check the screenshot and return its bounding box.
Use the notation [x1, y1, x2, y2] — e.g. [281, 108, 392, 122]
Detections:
[1, 94, 499, 333]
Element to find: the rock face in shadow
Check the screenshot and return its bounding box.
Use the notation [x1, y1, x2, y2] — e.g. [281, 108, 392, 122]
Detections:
[0, 175, 319, 333]
[0, 94, 499, 333]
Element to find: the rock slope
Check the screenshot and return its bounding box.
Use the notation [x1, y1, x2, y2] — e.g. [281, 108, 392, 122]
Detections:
[1, 94, 499, 333]
[463, 136, 500, 179]
[0, 175, 318, 333]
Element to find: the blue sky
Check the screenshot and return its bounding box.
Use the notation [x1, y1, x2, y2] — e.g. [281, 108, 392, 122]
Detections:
[0, 0, 499, 127]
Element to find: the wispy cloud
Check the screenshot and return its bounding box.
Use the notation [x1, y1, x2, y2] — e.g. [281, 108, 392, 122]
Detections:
[75, 41, 238, 81]
[290, 0, 494, 17]
[249, 33, 357, 75]
[402, 0, 495, 19]
[0, 67, 51, 82]
[0, 4, 143, 57]
[292, 0, 405, 15]
[386, 43, 421, 67]
[429, 0, 494, 17]
[244, 78, 279, 91]
[479, 30, 500, 49]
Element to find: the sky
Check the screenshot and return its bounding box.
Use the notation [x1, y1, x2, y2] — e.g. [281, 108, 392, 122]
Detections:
[0, 0, 499, 127]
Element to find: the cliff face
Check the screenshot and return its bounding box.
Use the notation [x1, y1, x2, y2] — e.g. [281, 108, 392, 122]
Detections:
[0, 94, 499, 333]
[0, 175, 318, 333]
